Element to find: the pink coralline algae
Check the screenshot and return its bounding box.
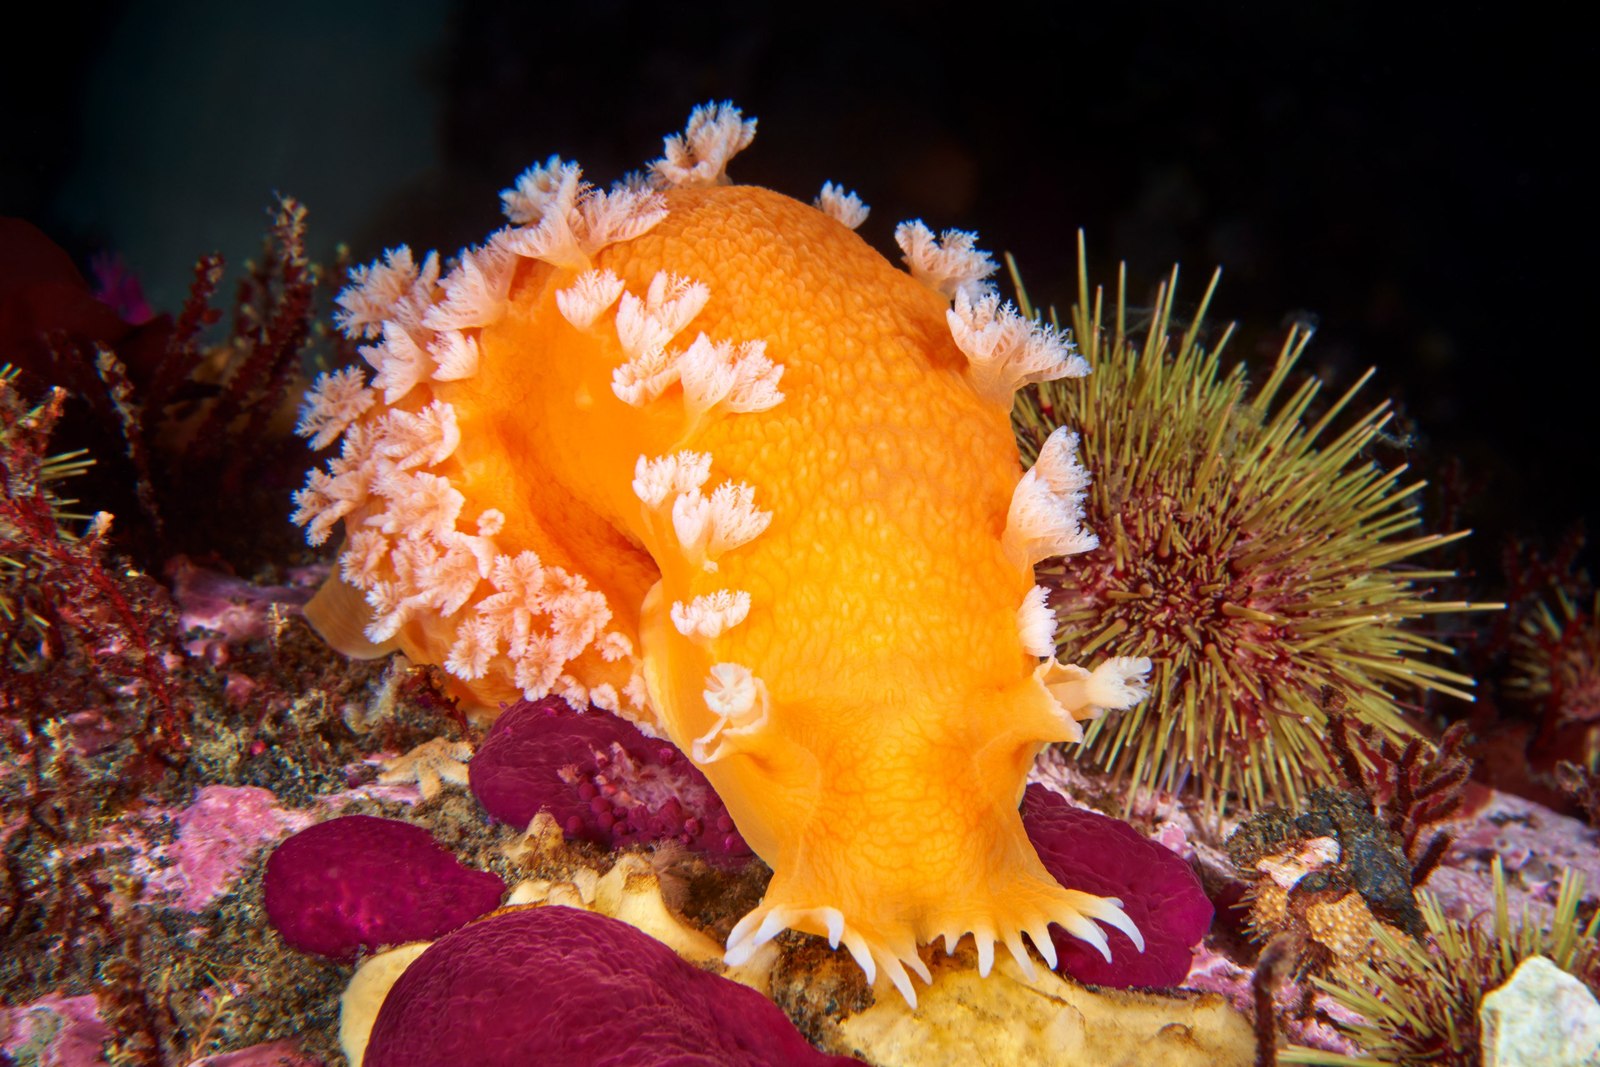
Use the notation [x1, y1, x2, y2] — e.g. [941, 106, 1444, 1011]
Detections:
[165, 555, 316, 662]
[0, 994, 114, 1067]
[1022, 785, 1213, 988]
[142, 785, 312, 912]
[468, 697, 750, 861]
[263, 815, 504, 961]
[363, 905, 861, 1067]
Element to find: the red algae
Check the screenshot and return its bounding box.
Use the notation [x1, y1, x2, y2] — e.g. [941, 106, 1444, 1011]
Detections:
[468, 696, 750, 861]
[363, 905, 861, 1067]
[264, 815, 504, 961]
[1022, 785, 1212, 988]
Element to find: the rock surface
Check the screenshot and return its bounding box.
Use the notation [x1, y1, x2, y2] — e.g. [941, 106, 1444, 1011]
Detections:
[1480, 955, 1600, 1067]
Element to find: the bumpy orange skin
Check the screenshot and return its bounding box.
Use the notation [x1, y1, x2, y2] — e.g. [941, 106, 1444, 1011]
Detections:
[319, 184, 1094, 985]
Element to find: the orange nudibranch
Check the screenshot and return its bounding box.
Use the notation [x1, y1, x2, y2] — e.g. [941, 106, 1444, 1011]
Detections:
[293, 103, 1152, 1006]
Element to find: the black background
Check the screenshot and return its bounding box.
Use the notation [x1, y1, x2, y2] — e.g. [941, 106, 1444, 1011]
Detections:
[6, 1, 1593, 582]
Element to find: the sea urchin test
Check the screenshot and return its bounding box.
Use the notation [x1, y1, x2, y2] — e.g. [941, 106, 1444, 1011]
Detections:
[292, 103, 1152, 1005]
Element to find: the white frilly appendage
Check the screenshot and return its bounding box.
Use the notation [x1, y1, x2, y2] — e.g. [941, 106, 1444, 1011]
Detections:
[1017, 585, 1058, 658]
[612, 271, 713, 406]
[947, 286, 1089, 403]
[692, 662, 770, 763]
[334, 246, 424, 341]
[499, 156, 668, 273]
[678, 334, 784, 421]
[1036, 655, 1153, 736]
[670, 589, 752, 639]
[650, 101, 757, 189]
[894, 220, 997, 299]
[1003, 426, 1098, 569]
[632, 451, 713, 509]
[671, 481, 772, 571]
[375, 400, 460, 471]
[815, 181, 869, 229]
[555, 268, 626, 330]
[421, 239, 517, 331]
[296, 367, 375, 450]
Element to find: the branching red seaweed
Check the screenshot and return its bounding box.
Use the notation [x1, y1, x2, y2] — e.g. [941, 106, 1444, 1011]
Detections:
[1326, 696, 1471, 888]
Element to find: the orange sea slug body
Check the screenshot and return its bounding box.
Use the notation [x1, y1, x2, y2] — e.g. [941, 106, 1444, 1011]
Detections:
[293, 104, 1152, 1004]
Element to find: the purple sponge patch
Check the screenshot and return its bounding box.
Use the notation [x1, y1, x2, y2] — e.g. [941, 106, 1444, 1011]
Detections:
[364, 905, 861, 1067]
[1022, 785, 1213, 988]
[468, 697, 750, 861]
[264, 815, 504, 961]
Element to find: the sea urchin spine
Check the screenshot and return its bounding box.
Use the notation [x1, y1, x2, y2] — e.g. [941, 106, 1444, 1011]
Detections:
[1014, 237, 1499, 809]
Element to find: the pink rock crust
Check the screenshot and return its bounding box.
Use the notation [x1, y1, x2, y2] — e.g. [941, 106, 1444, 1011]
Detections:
[263, 815, 504, 960]
[363, 905, 861, 1067]
[144, 785, 312, 912]
[0, 993, 114, 1067]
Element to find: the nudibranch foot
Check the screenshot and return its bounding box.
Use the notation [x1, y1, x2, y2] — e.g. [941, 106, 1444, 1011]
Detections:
[932, 875, 1145, 985]
[724, 899, 933, 1008]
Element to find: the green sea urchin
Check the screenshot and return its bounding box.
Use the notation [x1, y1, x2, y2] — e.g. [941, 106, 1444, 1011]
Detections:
[1014, 239, 1498, 809]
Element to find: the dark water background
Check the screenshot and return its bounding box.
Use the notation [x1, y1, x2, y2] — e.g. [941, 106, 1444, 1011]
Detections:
[5, 0, 1593, 580]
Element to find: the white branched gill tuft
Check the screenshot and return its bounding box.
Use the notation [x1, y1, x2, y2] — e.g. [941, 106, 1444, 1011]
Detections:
[1084, 657, 1153, 711]
[500, 157, 667, 273]
[376, 400, 461, 471]
[948, 285, 1089, 403]
[620, 272, 711, 348]
[599, 631, 634, 661]
[651, 101, 757, 189]
[365, 470, 466, 541]
[670, 589, 752, 639]
[350, 251, 442, 405]
[339, 529, 390, 590]
[422, 238, 517, 331]
[364, 322, 431, 405]
[428, 330, 481, 381]
[611, 272, 712, 406]
[445, 615, 500, 680]
[632, 451, 713, 509]
[678, 334, 784, 421]
[693, 662, 770, 763]
[388, 250, 443, 335]
[476, 508, 506, 537]
[335, 246, 421, 340]
[291, 422, 385, 545]
[1017, 585, 1058, 658]
[437, 550, 615, 698]
[1003, 426, 1098, 568]
[501, 155, 577, 225]
[894, 220, 997, 299]
[290, 469, 355, 547]
[815, 182, 869, 229]
[296, 367, 375, 450]
[1037, 656, 1152, 728]
[555, 268, 626, 330]
[671, 481, 772, 570]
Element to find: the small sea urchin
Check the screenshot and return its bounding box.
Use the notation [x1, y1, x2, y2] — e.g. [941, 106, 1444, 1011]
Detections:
[1014, 240, 1497, 809]
[1507, 585, 1600, 751]
[1, 367, 95, 666]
